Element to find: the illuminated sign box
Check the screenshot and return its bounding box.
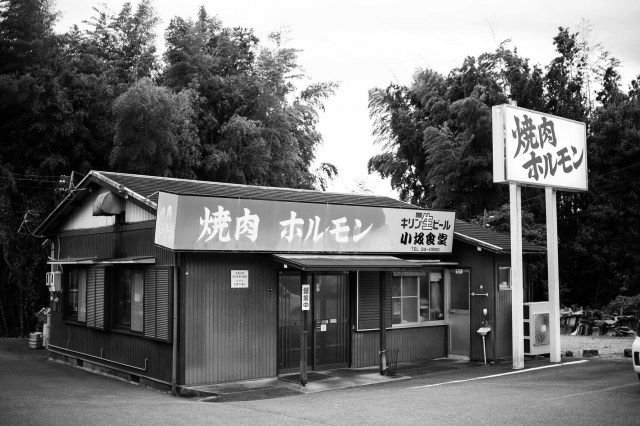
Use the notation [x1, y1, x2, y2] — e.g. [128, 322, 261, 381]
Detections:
[155, 192, 456, 253]
[492, 104, 587, 191]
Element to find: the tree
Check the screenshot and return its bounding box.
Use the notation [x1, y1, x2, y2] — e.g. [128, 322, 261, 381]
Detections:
[0, 1, 339, 336]
[81, 0, 159, 87]
[564, 87, 640, 305]
[368, 26, 640, 309]
[544, 27, 587, 122]
[0, 0, 61, 336]
[110, 78, 200, 177]
[368, 45, 544, 215]
[162, 7, 337, 189]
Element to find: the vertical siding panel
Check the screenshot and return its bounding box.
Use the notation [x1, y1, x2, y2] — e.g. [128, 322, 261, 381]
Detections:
[52, 228, 175, 384]
[49, 315, 173, 382]
[351, 326, 447, 367]
[182, 252, 277, 385]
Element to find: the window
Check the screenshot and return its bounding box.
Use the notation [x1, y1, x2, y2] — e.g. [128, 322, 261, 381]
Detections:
[66, 269, 87, 322]
[498, 267, 511, 290]
[392, 271, 444, 325]
[114, 269, 144, 332]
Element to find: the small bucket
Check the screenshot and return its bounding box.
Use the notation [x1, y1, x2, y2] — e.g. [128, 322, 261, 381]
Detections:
[28, 332, 43, 349]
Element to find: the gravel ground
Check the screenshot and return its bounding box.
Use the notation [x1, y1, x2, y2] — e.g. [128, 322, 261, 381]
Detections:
[561, 334, 636, 359]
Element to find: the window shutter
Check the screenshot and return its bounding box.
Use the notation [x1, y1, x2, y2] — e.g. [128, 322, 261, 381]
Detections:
[357, 271, 392, 331]
[144, 267, 173, 342]
[86, 266, 107, 330]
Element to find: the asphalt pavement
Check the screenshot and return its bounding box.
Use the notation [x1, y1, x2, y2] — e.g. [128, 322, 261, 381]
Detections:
[1, 338, 639, 425]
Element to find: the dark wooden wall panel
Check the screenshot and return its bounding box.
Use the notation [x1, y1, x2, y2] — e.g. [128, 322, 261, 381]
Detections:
[497, 286, 513, 359]
[182, 253, 278, 385]
[51, 223, 176, 384]
[357, 271, 392, 330]
[449, 242, 496, 361]
[57, 225, 174, 266]
[49, 312, 172, 382]
[351, 326, 446, 368]
[494, 253, 512, 359]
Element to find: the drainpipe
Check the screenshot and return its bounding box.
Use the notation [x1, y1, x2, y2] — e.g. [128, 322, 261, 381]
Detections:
[172, 252, 179, 396]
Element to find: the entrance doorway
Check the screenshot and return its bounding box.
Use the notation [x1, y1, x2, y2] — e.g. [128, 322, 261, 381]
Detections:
[278, 272, 349, 373]
[448, 269, 470, 358]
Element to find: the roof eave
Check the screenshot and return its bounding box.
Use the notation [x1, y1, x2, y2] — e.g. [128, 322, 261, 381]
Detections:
[454, 232, 504, 253]
[34, 171, 158, 237]
[92, 171, 157, 212]
[34, 172, 96, 237]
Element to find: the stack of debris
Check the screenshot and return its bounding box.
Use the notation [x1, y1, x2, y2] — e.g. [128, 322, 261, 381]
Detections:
[560, 309, 636, 336]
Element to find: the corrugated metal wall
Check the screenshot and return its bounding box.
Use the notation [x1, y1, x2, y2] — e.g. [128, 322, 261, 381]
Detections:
[49, 312, 173, 382]
[181, 252, 278, 385]
[51, 224, 176, 384]
[448, 242, 497, 361]
[57, 223, 173, 263]
[61, 189, 115, 230]
[496, 282, 513, 359]
[60, 189, 154, 231]
[351, 326, 447, 367]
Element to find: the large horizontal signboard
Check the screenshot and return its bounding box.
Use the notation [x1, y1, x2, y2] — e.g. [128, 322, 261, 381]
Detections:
[154, 192, 456, 253]
[492, 104, 587, 191]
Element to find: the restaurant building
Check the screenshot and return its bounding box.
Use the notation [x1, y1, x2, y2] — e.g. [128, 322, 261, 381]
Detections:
[35, 171, 544, 391]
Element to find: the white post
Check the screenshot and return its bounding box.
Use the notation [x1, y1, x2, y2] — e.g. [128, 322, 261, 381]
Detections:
[546, 187, 561, 362]
[510, 183, 524, 369]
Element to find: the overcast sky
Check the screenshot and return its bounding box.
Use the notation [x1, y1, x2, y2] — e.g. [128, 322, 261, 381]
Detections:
[54, 0, 640, 196]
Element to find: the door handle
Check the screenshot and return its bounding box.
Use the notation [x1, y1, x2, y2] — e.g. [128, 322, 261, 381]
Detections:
[471, 292, 488, 297]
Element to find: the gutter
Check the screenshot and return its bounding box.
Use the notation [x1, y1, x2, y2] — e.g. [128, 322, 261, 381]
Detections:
[91, 171, 157, 211]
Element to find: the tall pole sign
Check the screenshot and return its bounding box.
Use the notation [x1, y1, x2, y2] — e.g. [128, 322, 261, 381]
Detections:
[492, 104, 587, 369]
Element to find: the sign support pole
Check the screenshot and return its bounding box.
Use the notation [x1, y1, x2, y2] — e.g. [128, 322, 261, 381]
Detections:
[546, 187, 561, 362]
[510, 183, 524, 369]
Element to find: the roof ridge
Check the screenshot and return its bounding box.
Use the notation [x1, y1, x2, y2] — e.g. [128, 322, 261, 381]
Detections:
[94, 170, 410, 203]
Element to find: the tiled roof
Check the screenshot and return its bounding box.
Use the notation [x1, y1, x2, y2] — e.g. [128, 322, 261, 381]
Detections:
[454, 219, 545, 254]
[97, 171, 415, 209]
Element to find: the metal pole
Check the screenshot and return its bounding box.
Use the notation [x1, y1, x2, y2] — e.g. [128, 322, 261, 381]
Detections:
[546, 187, 561, 362]
[510, 183, 525, 369]
[300, 273, 309, 386]
[482, 336, 487, 365]
[379, 271, 387, 375]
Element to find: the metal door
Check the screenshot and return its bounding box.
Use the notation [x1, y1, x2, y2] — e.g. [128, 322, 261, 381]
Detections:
[314, 274, 349, 368]
[448, 269, 470, 357]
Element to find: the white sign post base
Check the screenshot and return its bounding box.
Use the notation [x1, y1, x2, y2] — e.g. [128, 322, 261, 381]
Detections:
[510, 183, 525, 370]
[546, 187, 562, 362]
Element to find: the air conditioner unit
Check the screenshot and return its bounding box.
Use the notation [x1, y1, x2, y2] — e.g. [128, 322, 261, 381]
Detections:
[46, 271, 62, 292]
[524, 301, 550, 355]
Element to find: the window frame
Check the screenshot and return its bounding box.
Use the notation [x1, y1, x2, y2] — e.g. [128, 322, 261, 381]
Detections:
[60, 263, 171, 341]
[112, 268, 145, 334]
[391, 270, 446, 328]
[65, 269, 87, 323]
[498, 266, 511, 290]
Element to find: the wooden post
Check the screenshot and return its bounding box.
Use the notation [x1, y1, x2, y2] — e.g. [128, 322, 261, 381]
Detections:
[379, 271, 387, 375]
[546, 187, 561, 362]
[510, 183, 524, 369]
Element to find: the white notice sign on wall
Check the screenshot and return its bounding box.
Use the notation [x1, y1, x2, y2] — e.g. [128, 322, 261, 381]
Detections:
[230, 270, 249, 288]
